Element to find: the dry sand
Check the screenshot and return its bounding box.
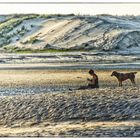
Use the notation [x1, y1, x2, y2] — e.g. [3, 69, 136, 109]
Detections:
[0, 69, 139, 87]
[0, 69, 140, 137]
[1, 121, 140, 137]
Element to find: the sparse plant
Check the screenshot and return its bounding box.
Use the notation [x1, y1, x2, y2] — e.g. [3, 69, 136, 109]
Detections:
[31, 24, 34, 28]
[21, 25, 25, 30]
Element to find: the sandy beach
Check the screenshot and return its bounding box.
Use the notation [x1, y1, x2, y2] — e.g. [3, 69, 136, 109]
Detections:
[0, 69, 139, 137]
[0, 11, 140, 137]
[0, 69, 139, 88]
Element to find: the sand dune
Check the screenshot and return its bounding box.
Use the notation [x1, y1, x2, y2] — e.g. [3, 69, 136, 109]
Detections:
[1, 14, 140, 53]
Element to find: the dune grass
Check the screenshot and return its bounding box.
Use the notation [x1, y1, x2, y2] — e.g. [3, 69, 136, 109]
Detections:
[4, 47, 82, 53]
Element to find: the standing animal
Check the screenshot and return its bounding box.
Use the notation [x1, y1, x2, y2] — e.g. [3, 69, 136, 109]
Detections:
[111, 71, 137, 87]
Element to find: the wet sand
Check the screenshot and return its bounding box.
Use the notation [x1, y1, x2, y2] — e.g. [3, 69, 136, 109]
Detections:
[0, 52, 139, 70]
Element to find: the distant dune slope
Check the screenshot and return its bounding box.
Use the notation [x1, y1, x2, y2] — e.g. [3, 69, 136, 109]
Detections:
[1, 14, 140, 53]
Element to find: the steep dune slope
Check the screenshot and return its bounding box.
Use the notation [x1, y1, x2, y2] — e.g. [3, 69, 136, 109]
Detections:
[1, 14, 140, 53]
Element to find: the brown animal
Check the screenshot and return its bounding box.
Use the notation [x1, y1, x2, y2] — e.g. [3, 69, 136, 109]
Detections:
[111, 71, 137, 86]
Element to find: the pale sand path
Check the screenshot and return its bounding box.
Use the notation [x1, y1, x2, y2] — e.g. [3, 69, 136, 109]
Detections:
[0, 121, 140, 137]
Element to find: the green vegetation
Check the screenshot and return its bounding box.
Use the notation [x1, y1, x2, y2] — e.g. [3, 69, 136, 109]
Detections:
[0, 14, 39, 48]
[39, 13, 75, 19]
[0, 13, 75, 50]
[15, 48, 77, 53]
[3, 45, 78, 53]
[22, 36, 40, 44]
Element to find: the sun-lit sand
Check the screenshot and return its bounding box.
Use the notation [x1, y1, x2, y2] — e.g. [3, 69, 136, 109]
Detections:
[1, 121, 140, 137]
[0, 69, 140, 137]
[0, 69, 139, 87]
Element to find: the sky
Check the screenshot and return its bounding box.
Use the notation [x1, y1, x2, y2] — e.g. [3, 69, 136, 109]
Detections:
[0, 3, 140, 15]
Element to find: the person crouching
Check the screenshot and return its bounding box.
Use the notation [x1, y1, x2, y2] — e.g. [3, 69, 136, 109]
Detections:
[78, 69, 99, 90]
[87, 69, 99, 88]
